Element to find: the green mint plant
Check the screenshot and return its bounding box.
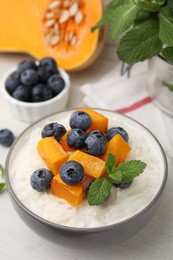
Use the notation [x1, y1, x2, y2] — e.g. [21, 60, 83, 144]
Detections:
[92, 0, 173, 64]
[0, 165, 6, 192]
[87, 153, 147, 206]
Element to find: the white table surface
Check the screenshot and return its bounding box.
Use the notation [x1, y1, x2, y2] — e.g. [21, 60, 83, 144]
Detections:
[0, 46, 173, 260]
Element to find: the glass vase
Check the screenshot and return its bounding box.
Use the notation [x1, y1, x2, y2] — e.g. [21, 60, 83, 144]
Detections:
[147, 55, 173, 116]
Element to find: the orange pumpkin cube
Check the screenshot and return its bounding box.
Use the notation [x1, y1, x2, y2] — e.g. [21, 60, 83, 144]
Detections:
[100, 134, 131, 165]
[59, 130, 75, 152]
[68, 150, 106, 179]
[50, 174, 83, 207]
[78, 108, 108, 133]
[37, 137, 68, 176]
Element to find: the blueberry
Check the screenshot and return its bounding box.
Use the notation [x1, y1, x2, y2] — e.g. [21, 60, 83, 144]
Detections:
[87, 130, 105, 139]
[30, 168, 53, 192]
[60, 161, 84, 185]
[12, 85, 30, 102]
[31, 84, 53, 102]
[67, 129, 87, 149]
[41, 122, 66, 141]
[17, 60, 37, 74]
[84, 133, 107, 156]
[5, 71, 20, 94]
[47, 75, 65, 95]
[0, 129, 14, 147]
[114, 180, 133, 189]
[69, 111, 92, 131]
[40, 57, 57, 74]
[106, 127, 129, 142]
[20, 69, 39, 86]
[37, 65, 56, 83]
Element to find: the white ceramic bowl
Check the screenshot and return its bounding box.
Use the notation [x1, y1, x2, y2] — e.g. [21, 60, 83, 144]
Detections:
[5, 109, 168, 248]
[1, 67, 71, 123]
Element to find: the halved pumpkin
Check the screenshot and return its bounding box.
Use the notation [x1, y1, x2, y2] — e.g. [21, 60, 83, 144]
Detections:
[0, 0, 105, 71]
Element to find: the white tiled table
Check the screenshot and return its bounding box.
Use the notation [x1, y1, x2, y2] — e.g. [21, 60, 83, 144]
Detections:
[0, 47, 173, 260]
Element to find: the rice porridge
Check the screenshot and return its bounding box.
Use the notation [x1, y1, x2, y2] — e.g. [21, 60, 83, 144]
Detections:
[9, 110, 165, 228]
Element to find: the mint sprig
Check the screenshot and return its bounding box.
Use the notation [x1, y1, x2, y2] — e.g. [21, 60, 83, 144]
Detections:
[88, 154, 147, 206]
[92, 0, 173, 64]
[0, 165, 6, 193]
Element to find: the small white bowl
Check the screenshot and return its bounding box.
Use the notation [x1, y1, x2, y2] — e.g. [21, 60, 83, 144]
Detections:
[1, 67, 71, 123]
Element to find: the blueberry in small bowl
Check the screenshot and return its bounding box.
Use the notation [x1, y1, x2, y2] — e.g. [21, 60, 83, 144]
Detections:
[1, 57, 70, 122]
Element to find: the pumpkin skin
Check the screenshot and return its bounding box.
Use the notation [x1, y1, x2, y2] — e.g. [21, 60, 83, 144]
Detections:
[0, 0, 105, 71]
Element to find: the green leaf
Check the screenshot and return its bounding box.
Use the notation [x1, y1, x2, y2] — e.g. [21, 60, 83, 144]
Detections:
[0, 183, 6, 193]
[0, 164, 5, 179]
[108, 3, 141, 40]
[87, 178, 112, 206]
[159, 6, 173, 46]
[134, 9, 152, 25]
[109, 169, 123, 184]
[134, 0, 165, 12]
[91, 0, 131, 32]
[162, 81, 173, 92]
[168, 0, 173, 13]
[162, 47, 173, 63]
[117, 18, 162, 64]
[116, 160, 147, 183]
[105, 153, 116, 175]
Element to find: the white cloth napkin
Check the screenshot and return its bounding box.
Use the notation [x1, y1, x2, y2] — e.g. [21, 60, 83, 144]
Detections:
[81, 59, 173, 158]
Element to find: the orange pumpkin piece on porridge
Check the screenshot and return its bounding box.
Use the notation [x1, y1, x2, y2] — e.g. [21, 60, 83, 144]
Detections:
[68, 150, 106, 179]
[37, 136, 68, 175]
[78, 108, 108, 133]
[50, 174, 83, 207]
[100, 134, 131, 165]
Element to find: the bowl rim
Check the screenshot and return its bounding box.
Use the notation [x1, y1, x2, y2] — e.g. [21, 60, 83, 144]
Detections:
[5, 108, 168, 234]
[1, 66, 71, 107]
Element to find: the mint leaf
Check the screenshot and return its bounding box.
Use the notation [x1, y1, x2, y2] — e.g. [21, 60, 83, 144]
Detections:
[0, 183, 6, 193]
[0, 164, 5, 179]
[134, 0, 165, 12]
[109, 169, 123, 184]
[0, 165, 6, 193]
[159, 6, 173, 46]
[134, 9, 152, 25]
[88, 178, 112, 206]
[108, 3, 141, 40]
[162, 81, 173, 92]
[162, 47, 173, 63]
[116, 160, 147, 183]
[117, 18, 162, 64]
[91, 0, 131, 32]
[105, 153, 116, 175]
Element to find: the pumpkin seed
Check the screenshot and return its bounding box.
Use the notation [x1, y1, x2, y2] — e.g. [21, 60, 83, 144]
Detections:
[45, 19, 55, 28]
[46, 34, 52, 45]
[46, 12, 54, 19]
[68, 31, 74, 41]
[64, 0, 70, 7]
[69, 2, 78, 16]
[50, 34, 61, 45]
[49, 1, 60, 10]
[70, 35, 77, 45]
[75, 10, 83, 24]
[59, 10, 70, 23]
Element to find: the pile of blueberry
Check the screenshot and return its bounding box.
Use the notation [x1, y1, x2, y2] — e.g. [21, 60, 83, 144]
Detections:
[5, 57, 65, 102]
[30, 110, 130, 192]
